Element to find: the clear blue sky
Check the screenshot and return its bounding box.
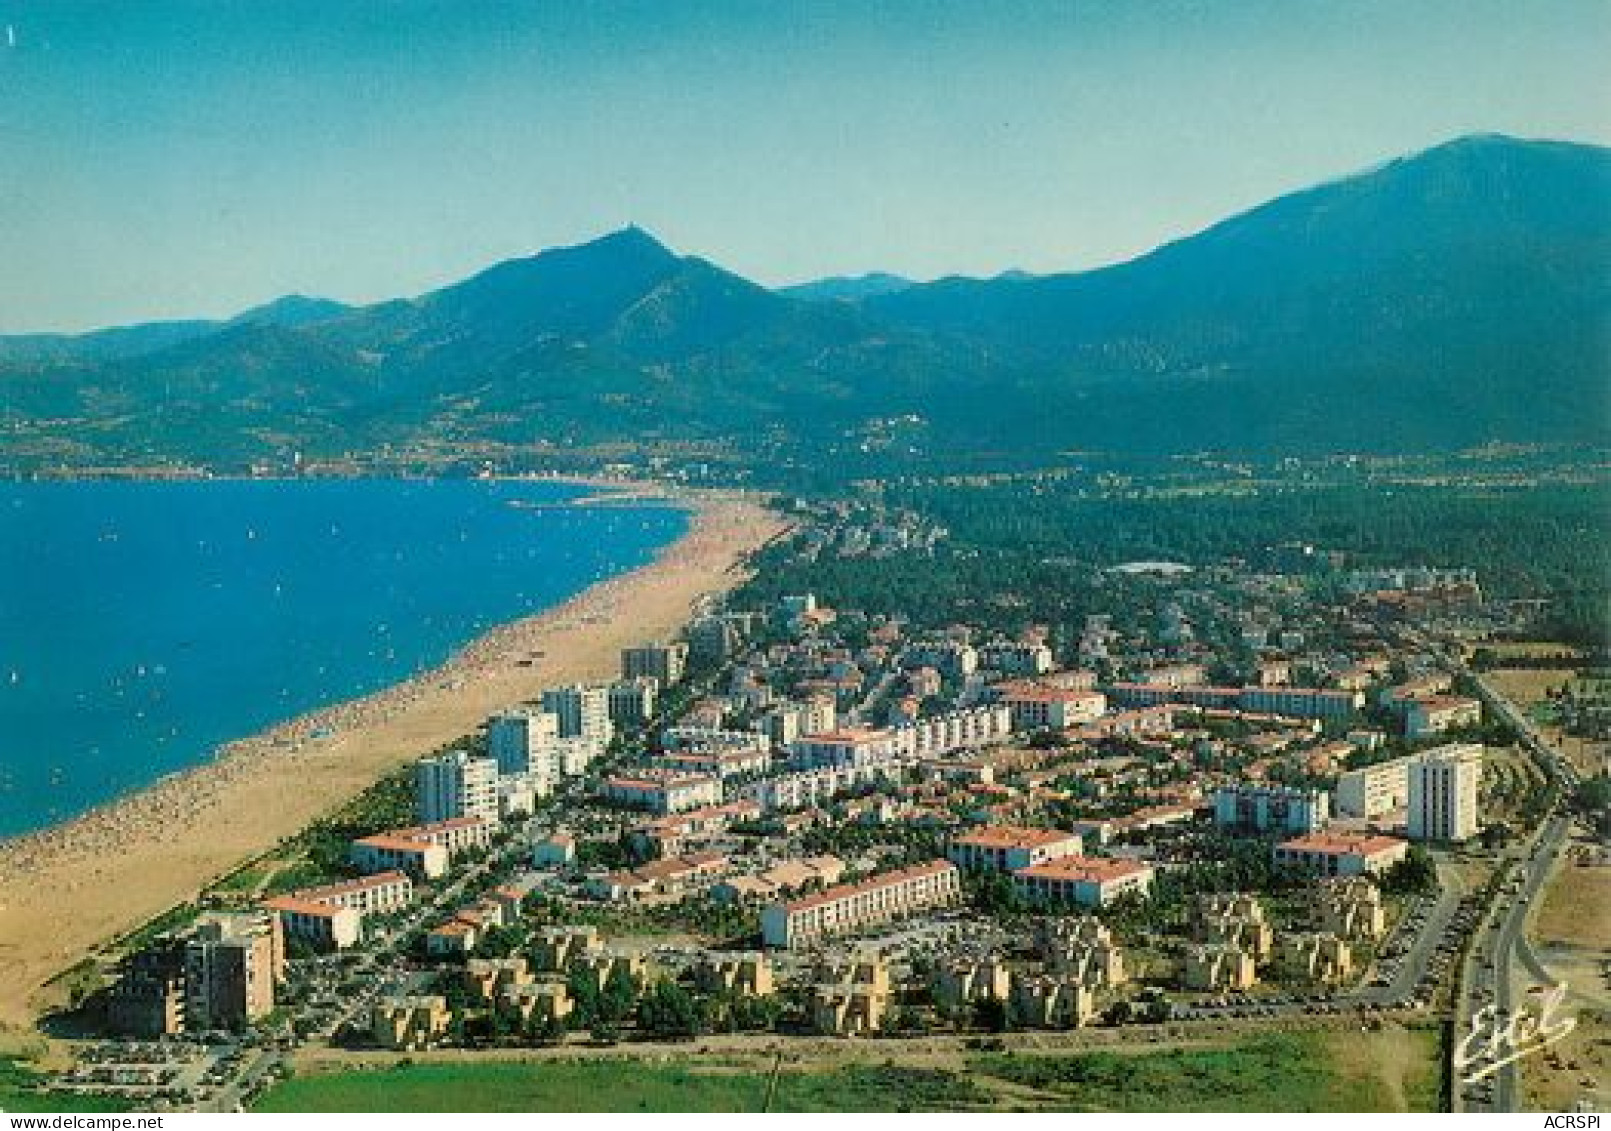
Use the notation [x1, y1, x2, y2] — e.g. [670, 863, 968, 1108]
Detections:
[2, 0, 1607, 332]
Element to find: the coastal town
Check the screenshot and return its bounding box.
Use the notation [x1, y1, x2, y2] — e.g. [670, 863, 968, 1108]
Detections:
[19, 496, 1605, 1114]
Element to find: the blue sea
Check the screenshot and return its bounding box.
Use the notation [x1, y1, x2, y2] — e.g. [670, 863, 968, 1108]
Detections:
[0, 478, 688, 838]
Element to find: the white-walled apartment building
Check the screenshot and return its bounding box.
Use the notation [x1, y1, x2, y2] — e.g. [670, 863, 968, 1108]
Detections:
[892, 704, 1013, 758]
[607, 678, 659, 727]
[621, 642, 689, 688]
[741, 763, 894, 812]
[1011, 856, 1155, 908]
[790, 728, 903, 771]
[901, 640, 979, 677]
[761, 859, 962, 948]
[1236, 687, 1365, 721]
[265, 871, 414, 951]
[350, 833, 450, 880]
[1408, 743, 1483, 842]
[541, 684, 615, 748]
[1335, 755, 1412, 818]
[759, 698, 838, 747]
[979, 641, 1055, 676]
[1274, 832, 1408, 877]
[599, 772, 722, 815]
[947, 826, 1084, 873]
[486, 708, 560, 779]
[415, 751, 500, 823]
[1000, 686, 1108, 731]
[1213, 784, 1330, 834]
[662, 726, 772, 758]
[351, 816, 496, 880]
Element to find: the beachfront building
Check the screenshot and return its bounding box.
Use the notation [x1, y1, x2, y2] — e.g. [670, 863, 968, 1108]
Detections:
[1010, 857, 1155, 908]
[947, 825, 1084, 874]
[184, 912, 283, 1032]
[350, 815, 496, 880]
[1212, 784, 1330, 834]
[415, 750, 499, 823]
[486, 707, 561, 780]
[608, 677, 659, 727]
[542, 684, 615, 750]
[109, 912, 285, 1036]
[1273, 832, 1409, 876]
[760, 859, 962, 948]
[107, 941, 190, 1037]
[622, 641, 689, 688]
[1408, 743, 1484, 842]
[350, 832, 450, 880]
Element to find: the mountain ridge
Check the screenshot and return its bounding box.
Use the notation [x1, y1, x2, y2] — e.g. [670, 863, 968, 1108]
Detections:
[3, 134, 1606, 475]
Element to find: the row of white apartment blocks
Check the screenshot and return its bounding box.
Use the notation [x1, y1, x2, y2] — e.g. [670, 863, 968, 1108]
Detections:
[736, 706, 1015, 814]
[899, 638, 1058, 680]
[659, 726, 773, 778]
[449, 683, 624, 820]
[788, 705, 1014, 770]
[1108, 682, 1365, 721]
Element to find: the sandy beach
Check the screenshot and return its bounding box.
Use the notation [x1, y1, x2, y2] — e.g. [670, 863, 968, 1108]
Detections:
[0, 488, 787, 1036]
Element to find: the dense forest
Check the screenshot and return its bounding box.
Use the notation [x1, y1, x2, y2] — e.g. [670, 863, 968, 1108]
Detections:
[741, 479, 1610, 647]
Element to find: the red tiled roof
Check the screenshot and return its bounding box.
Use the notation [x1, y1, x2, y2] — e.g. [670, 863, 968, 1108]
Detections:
[1012, 856, 1153, 883]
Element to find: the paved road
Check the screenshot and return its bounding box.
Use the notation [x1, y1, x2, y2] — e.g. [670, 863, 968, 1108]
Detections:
[1450, 664, 1578, 1113]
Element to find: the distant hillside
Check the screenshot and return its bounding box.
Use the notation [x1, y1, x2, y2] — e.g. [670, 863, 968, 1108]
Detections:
[779, 272, 915, 302]
[2, 135, 1607, 475]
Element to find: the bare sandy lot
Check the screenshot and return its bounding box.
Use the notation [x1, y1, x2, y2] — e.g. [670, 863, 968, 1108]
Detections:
[0, 491, 786, 1039]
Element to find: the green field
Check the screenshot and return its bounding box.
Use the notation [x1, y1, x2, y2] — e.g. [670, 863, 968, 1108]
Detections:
[971, 1031, 1442, 1112]
[0, 1057, 127, 1114]
[254, 1030, 1441, 1113]
[255, 1060, 987, 1113]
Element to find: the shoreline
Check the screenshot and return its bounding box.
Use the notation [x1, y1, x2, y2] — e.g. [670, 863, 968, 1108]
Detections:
[0, 487, 788, 1035]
